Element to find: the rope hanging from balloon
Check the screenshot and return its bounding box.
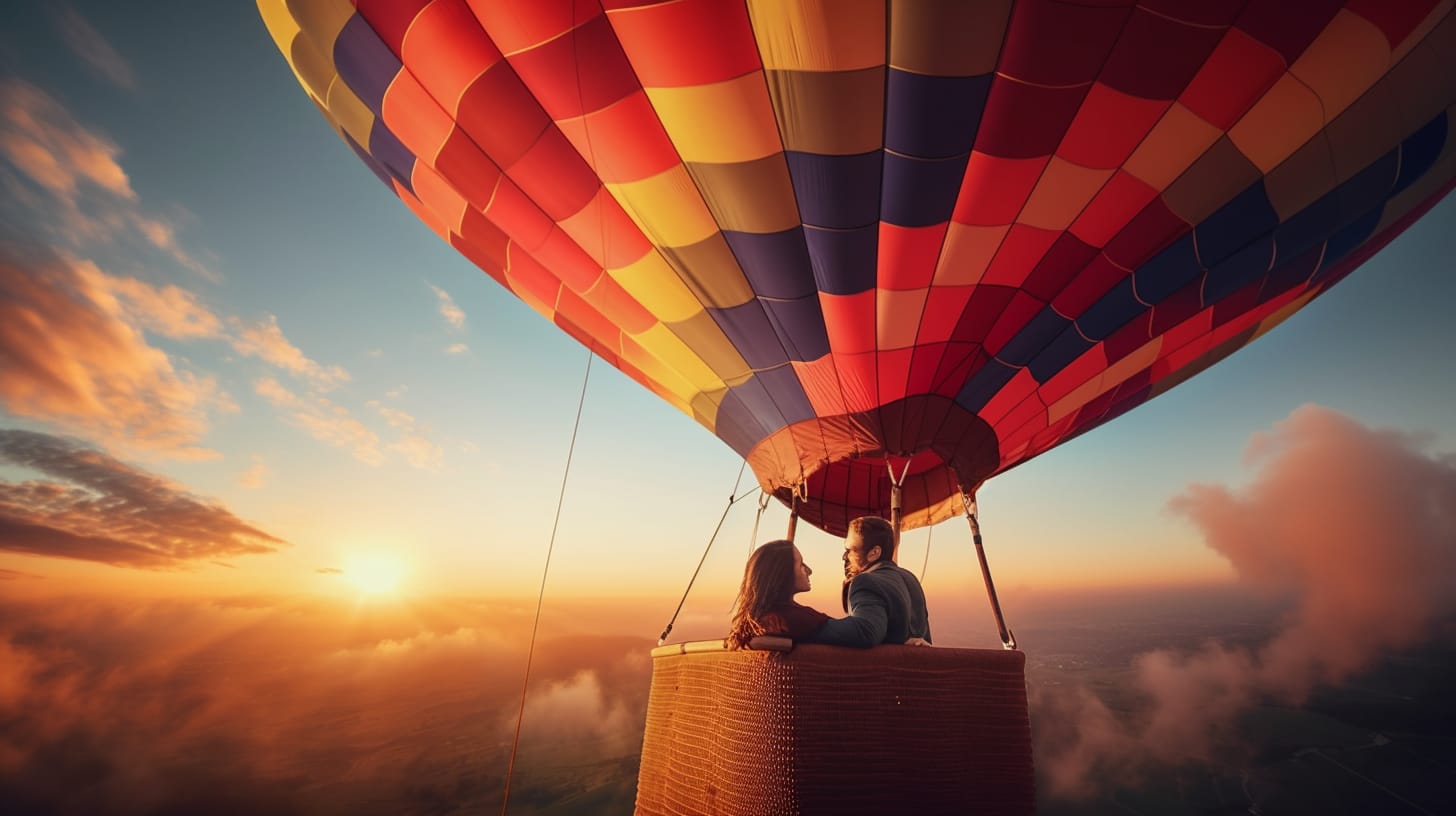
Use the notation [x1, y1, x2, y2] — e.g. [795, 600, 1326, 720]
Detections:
[749, 490, 771, 556]
[657, 462, 758, 645]
[960, 488, 1017, 651]
[501, 349, 593, 816]
[919, 524, 933, 585]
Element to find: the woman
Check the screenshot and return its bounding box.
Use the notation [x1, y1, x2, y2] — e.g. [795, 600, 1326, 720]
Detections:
[726, 539, 831, 649]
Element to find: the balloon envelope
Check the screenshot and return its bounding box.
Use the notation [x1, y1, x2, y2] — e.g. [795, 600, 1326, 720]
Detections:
[260, 0, 1456, 536]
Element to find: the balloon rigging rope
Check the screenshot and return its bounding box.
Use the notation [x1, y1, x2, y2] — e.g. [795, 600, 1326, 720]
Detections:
[749, 489, 771, 555]
[658, 462, 757, 645]
[919, 524, 933, 584]
[501, 349, 593, 816]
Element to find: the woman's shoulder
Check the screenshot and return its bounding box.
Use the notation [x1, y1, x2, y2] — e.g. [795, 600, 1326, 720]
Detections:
[762, 600, 831, 633]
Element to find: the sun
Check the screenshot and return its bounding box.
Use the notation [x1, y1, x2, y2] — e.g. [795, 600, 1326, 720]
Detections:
[343, 553, 406, 596]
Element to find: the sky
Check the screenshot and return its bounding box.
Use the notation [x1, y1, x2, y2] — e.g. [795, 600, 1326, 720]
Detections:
[1, 0, 1454, 636]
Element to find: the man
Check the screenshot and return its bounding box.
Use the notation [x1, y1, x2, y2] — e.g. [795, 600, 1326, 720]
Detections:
[814, 515, 932, 648]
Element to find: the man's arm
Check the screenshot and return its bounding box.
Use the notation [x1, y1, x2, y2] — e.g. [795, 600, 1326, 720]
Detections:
[811, 583, 888, 648]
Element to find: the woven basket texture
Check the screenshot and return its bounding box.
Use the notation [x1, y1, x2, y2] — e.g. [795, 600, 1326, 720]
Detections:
[635, 643, 1034, 815]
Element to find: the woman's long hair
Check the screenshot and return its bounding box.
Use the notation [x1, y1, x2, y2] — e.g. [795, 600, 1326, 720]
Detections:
[726, 539, 797, 649]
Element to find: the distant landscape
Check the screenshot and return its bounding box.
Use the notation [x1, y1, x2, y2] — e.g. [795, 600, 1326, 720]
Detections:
[1023, 596, 1456, 816]
[3, 586, 1451, 815]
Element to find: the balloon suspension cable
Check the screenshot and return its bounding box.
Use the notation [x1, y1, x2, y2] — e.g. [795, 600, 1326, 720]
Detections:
[749, 490, 771, 555]
[886, 457, 911, 560]
[728, 491, 774, 616]
[657, 461, 756, 645]
[503, 349, 593, 815]
[960, 487, 1016, 651]
[919, 524, 933, 584]
[785, 485, 800, 542]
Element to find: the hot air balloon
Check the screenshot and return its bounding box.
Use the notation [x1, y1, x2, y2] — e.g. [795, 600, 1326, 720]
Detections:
[257, 1, 1456, 812]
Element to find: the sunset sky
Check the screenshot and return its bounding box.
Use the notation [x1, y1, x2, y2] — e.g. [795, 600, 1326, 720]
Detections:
[2, 0, 1455, 629]
[4, 4, 1456, 814]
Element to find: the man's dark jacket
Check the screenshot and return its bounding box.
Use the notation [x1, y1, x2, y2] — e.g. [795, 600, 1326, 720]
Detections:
[813, 560, 931, 648]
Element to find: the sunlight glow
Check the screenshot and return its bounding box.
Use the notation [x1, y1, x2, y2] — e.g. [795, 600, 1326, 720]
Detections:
[344, 554, 406, 596]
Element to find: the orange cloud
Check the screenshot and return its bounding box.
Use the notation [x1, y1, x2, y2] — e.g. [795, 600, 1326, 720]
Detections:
[0, 248, 227, 458]
[255, 377, 384, 465]
[369, 401, 443, 470]
[238, 456, 268, 489]
[71, 257, 223, 339]
[0, 79, 214, 280]
[1034, 405, 1456, 799]
[0, 429, 285, 568]
[231, 315, 349, 390]
[0, 79, 131, 199]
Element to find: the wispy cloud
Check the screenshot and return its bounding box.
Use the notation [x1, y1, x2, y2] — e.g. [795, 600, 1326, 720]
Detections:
[256, 377, 383, 466]
[72, 257, 223, 339]
[238, 456, 268, 490]
[0, 429, 286, 568]
[0, 79, 215, 280]
[54, 8, 137, 91]
[445, 342, 468, 355]
[431, 284, 466, 329]
[315, 567, 342, 575]
[369, 401, 443, 470]
[0, 80, 132, 198]
[231, 315, 349, 390]
[0, 247, 229, 458]
[0, 80, 421, 472]
[0, 240, 374, 462]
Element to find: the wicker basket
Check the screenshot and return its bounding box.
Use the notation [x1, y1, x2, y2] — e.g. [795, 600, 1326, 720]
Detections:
[635, 640, 1034, 815]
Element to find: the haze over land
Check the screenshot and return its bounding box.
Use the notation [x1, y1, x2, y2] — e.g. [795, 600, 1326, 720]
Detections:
[3, 582, 1452, 815]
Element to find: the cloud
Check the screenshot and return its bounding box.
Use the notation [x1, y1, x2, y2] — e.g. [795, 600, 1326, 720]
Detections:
[256, 378, 383, 466]
[238, 456, 268, 490]
[368, 401, 443, 470]
[54, 8, 137, 91]
[231, 316, 349, 390]
[0, 79, 215, 280]
[445, 342, 468, 355]
[389, 435, 444, 470]
[371, 404, 414, 429]
[0, 593, 650, 814]
[1036, 405, 1456, 798]
[315, 567, 342, 575]
[431, 284, 465, 330]
[0, 242, 367, 462]
[1171, 406, 1456, 694]
[0, 248, 228, 458]
[72, 258, 224, 339]
[0, 79, 132, 198]
[0, 429, 286, 569]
